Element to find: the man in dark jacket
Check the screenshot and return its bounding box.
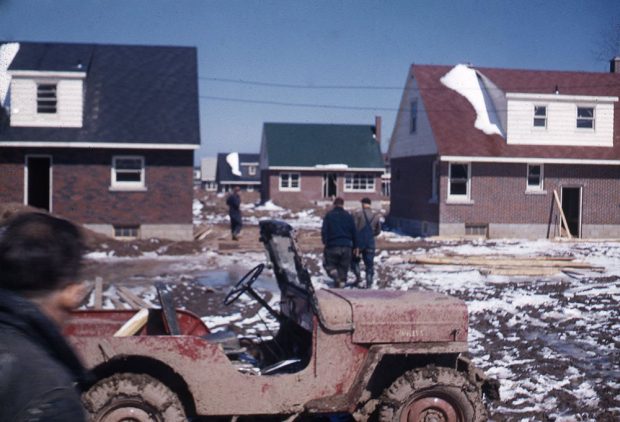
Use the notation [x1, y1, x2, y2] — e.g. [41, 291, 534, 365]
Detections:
[0, 212, 90, 421]
[226, 186, 243, 240]
[321, 197, 357, 287]
[351, 197, 382, 288]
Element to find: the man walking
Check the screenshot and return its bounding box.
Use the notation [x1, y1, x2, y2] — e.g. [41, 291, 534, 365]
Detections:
[0, 212, 91, 421]
[226, 186, 242, 240]
[351, 197, 382, 288]
[321, 197, 357, 288]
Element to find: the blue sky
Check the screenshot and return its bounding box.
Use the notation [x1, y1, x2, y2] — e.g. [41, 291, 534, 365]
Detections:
[0, 0, 618, 162]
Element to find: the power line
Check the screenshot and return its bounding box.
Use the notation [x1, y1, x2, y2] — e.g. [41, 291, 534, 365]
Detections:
[200, 75, 620, 92]
[200, 95, 399, 111]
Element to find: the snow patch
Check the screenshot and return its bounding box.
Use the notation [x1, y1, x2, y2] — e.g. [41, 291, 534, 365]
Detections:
[0, 42, 19, 105]
[226, 152, 242, 176]
[440, 64, 503, 136]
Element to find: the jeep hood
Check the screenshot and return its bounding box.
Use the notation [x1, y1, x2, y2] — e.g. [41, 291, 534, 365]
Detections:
[316, 289, 468, 343]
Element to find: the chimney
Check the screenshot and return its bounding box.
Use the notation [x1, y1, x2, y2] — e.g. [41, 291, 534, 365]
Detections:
[610, 57, 620, 73]
[374, 115, 382, 144]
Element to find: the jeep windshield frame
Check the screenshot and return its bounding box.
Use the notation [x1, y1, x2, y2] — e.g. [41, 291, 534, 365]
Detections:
[259, 220, 346, 333]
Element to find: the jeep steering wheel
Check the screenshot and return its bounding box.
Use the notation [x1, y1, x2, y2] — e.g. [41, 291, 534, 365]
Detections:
[223, 264, 265, 306]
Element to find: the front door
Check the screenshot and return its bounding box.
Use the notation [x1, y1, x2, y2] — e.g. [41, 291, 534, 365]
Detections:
[561, 187, 581, 238]
[322, 173, 337, 199]
[26, 156, 52, 212]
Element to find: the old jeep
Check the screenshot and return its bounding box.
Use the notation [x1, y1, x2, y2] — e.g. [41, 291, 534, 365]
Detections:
[66, 220, 498, 421]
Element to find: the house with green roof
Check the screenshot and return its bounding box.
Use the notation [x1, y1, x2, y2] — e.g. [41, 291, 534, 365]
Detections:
[259, 121, 385, 207]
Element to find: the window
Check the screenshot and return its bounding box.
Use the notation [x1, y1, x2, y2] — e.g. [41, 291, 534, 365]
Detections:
[279, 173, 300, 191]
[37, 84, 57, 114]
[577, 106, 595, 129]
[465, 223, 488, 237]
[526, 164, 543, 191]
[344, 173, 375, 192]
[410, 100, 418, 133]
[533, 105, 547, 128]
[248, 165, 256, 176]
[112, 156, 145, 189]
[114, 225, 139, 239]
[448, 163, 470, 200]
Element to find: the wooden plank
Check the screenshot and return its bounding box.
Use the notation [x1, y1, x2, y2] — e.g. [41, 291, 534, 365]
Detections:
[114, 308, 150, 337]
[116, 289, 140, 310]
[117, 286, 150, 308]
[553, 189, 572, 239]
[94, 277, 103, 310]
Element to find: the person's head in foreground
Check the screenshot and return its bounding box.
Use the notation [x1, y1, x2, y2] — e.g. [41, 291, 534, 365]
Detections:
[0, 212, 86, 325]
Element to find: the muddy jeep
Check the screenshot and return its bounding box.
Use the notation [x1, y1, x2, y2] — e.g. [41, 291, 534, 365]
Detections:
[66, 220, 498, 421]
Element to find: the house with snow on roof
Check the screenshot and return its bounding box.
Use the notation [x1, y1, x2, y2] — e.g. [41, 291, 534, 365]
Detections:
[387, 59, 620, 239]
[215, 152, 261, 192]
[0, 41, 200, 240]
[259, 120, 385, 208]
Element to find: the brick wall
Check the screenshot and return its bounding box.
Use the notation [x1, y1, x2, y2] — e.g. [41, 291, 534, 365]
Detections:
[266, 170, 383, 208]
[389, 155, 439, 222]
[0, 147, 193, 225]
[439, 162, 620, 230]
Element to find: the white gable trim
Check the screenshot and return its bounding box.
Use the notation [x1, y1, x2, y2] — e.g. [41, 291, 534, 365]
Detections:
[0, 141, 199, 150]
[440, 155, 620, 165]
[9, 70, 87, 79]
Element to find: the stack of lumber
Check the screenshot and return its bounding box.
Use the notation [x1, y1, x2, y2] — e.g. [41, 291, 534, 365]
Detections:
[404, 255, 603, 276]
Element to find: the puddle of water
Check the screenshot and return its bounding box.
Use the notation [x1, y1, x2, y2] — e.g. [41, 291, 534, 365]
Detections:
[196, 270, 279, 293]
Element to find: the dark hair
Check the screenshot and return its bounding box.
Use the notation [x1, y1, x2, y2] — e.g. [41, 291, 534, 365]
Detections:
[361, 197, 371, 205]
[0, 213, 84, 295]
[333, 197, 344, 207]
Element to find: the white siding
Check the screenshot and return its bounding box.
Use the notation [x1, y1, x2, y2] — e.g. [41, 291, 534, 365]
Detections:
[506, 94, 616, 147]
[388, 75, 437, 159]
[9, 77, 83, 128]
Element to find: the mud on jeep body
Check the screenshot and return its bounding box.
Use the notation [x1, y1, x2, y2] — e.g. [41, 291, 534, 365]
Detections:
[66, 220, 498, 421]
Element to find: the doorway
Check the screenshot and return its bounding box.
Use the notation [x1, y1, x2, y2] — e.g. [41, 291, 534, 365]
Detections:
[322, 173, 337, 198]
[26, 156, 52, 212]
[561, 187, 581, 238]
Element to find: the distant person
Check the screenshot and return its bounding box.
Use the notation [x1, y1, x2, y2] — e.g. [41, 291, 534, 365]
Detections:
[351, 198, 382, 288]
[0, 213, 90, 421]
[321, 197, 357, 288]
[226, 186, 242, 240]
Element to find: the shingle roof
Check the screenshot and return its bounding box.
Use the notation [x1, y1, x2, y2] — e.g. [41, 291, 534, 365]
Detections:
[412, 64, 620, 160]
[0, 41, 200, 146]
[262, 122, 384, 168]
[216, 153, 260, 184]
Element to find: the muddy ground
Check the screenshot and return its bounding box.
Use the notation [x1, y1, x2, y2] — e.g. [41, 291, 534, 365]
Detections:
[3, 196, 618, 420]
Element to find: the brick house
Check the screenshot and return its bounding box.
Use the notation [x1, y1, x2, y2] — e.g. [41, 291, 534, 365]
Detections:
[259, 121, 385, 208]
[215, 152, 261, 192]
[388, 61, 620, 239]
[0, 41, 200, 240]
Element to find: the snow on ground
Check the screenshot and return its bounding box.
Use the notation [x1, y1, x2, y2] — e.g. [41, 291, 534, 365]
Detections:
[87, 204, 620, 420]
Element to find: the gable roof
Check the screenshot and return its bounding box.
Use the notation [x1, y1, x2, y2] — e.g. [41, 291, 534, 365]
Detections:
[0, 41, 200, 148]
[411, 64, 620, 162]
[216, 152, 260, 185]
[262, 122, 384, 169]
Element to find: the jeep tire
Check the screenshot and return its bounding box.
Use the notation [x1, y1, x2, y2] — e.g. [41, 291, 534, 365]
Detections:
[378, 366, 487, 422]
[82, 372, 186, 422]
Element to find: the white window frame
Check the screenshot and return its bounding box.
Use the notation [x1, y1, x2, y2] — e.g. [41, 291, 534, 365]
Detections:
[344, 173, 375, 192]
[526, 164, 544, 192]
[410, 99, 418, 133]
[114, 225, 140, 239]
[279, 172, 300, 191]
[248, 165, 256, 176]
[447, 162, 471, 202]
[576, 106, 595, 130]
[533, 105, 547, 128]
[36, 83, 58, 114]
[111, 155, 146, 190]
